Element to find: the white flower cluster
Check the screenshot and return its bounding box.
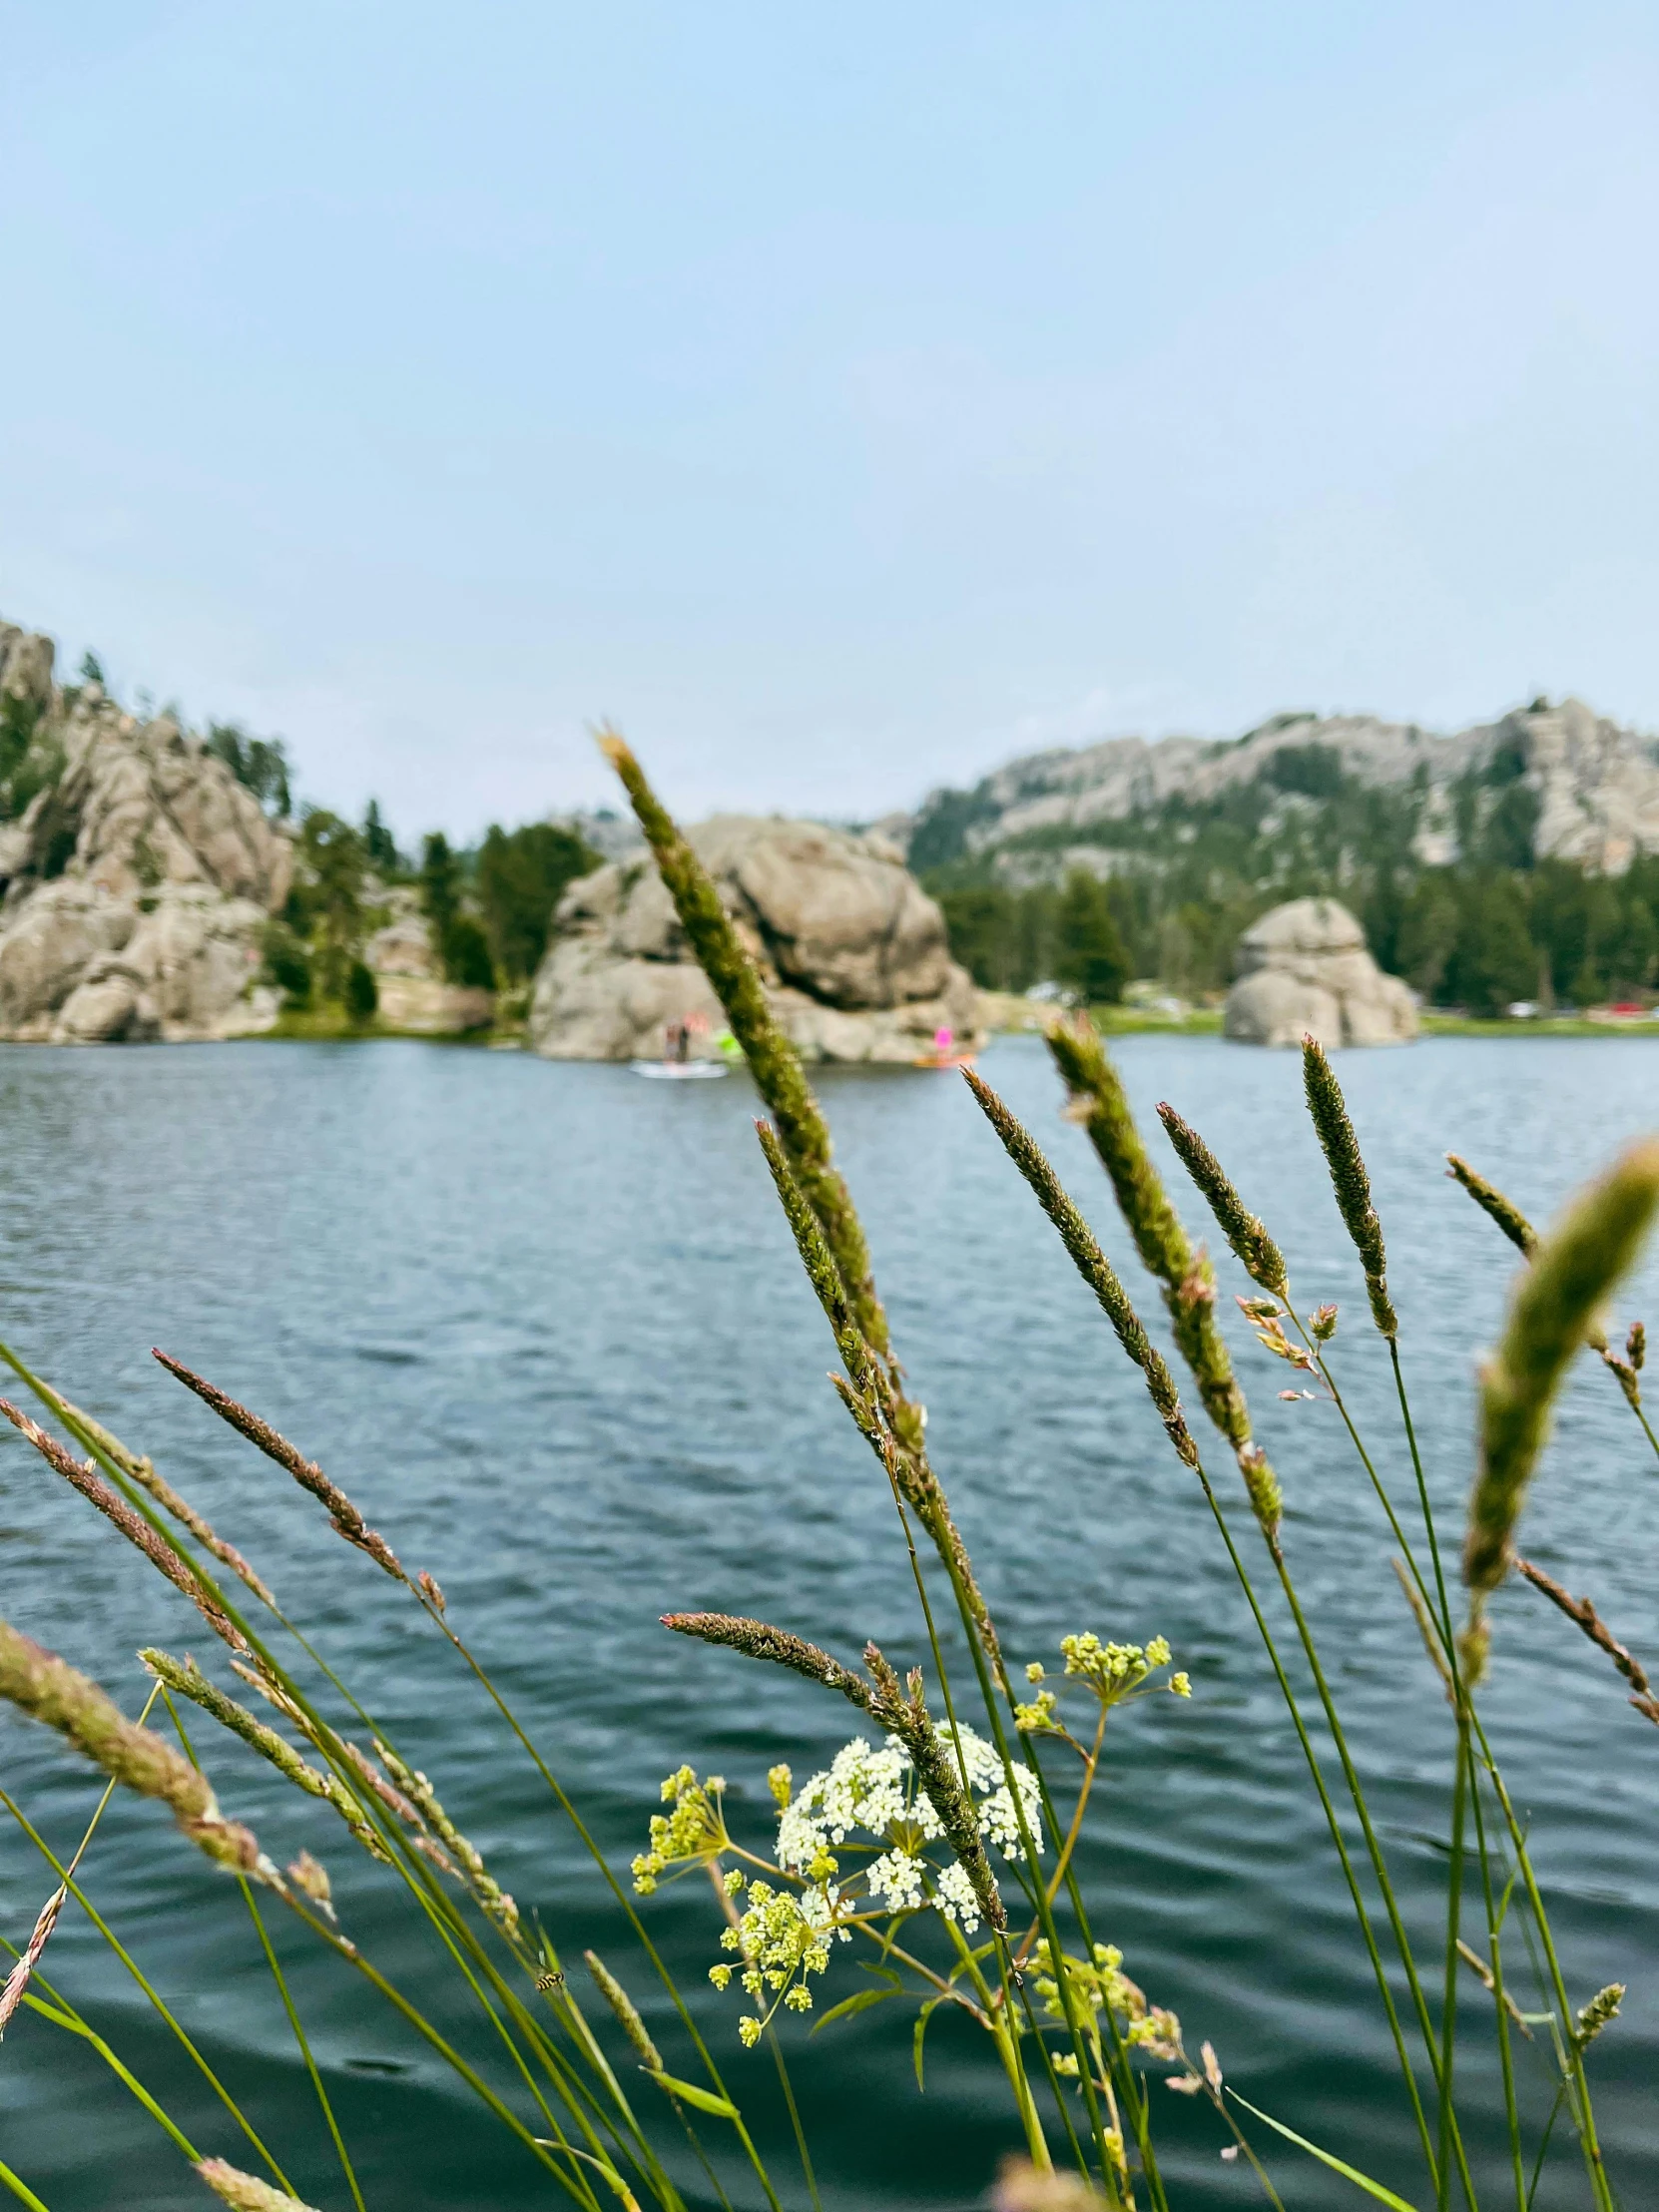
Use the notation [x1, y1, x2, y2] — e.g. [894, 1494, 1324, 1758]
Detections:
[774, 1724, 1041, 1935]
[776, 1737, 910, 1878]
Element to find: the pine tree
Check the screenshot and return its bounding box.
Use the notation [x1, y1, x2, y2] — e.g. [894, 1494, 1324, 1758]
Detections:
[1054, 871, 1128, 1004]
[362, 801, 400, 876]
[1457, 874, 1537, 1016]
[421, 833, 460, 943]
[476, 823, 600, 982]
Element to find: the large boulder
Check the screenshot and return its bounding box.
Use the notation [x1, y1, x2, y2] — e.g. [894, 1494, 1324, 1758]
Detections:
[528, 816, 981, 1063]
[1225, 898, 1416, 1048]
[0, 625, 294, 1041]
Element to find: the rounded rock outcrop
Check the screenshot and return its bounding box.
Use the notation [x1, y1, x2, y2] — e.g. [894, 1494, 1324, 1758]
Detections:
[1224, 897, 1416, 1048]
[528, 816, 981, 1063]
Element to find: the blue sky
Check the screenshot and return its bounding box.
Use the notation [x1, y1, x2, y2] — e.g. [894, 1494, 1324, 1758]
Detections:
[3, 2, 1657, 838]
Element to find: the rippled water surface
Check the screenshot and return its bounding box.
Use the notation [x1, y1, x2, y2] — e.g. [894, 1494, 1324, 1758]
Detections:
[1, 1034, 1656, 2210]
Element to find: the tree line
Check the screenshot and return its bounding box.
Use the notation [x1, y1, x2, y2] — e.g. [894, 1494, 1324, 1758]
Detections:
[260, 806, 600, 1020]
[932, 855, 1659, 1015]
[921, 737, 1659, 1016]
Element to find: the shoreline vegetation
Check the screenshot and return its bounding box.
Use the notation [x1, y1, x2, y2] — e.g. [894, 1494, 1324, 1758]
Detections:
[1, 732, 1656, 2211]
[229, 999, 1659, 1049]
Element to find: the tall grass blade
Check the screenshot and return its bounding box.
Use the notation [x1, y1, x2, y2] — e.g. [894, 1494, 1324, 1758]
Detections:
[1226, 2093, 1421, 2210]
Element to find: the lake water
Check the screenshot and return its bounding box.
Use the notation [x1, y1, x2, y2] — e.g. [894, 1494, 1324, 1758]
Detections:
[1, 1034, 1656, 2211]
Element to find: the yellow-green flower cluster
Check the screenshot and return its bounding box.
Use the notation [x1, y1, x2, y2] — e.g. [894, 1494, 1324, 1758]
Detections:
[631, 1767, 728, 1895]
[1017, 1636, 1191, 1728]
[1064, 1633, 1189, 1705]
[1013, 1672, 1059, 1733]
[1034, 1938, 1181, 2062]
[713, 1876, 840, 2043]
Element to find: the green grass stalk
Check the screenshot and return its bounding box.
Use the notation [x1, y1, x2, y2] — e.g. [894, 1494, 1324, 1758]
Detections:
[8, 1343, 754, 2211]
[1467, 1762, 1526, 2212]
[1013, 1068, 1452, 2183]
[746, 1121, 1140, 2195]
[601, 737, 1003, 1678]
[159, 1687, 366, 2212]
[0, 1787, 291, 2181]
[0, 2160, 51, 2212]
[3, 1352, 717, 2212]
[1436, 1720, 1470, 2212]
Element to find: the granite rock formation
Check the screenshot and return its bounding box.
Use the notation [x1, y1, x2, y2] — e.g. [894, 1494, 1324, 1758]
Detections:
[0, 622, 293, 1041]
[528, 816, 981, 1062]
[1224, 898, 1417, 1048]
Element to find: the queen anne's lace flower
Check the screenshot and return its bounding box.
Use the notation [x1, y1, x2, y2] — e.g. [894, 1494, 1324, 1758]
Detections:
[933, 1862, 983, 1932]
[642, 1725, 1049, 2045]
[776, 1738, 909, 1868]
[979, 1774, 1044, 1860]
[773, 1724, 1041, 1901]
[865, 1849, 927, 1912]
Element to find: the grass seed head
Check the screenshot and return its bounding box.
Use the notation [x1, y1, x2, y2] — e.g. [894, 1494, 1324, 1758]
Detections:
[1465, 1138, 1659, 1605]
[1156, 1102, 1289, 1297]
[0, 1401, 248, 1651]
[0, 1884, 66, 2038]
[1043, 1024, 1273, 1521]
[152, 1353, 405, 1582]
[585, 1948, 665, 2072]
[1302, 1039, 1396, 1338]
[0, 1616, 270, 1879]
[662, 1612, 877, 1711]
[962, 1068, 1199, 1467]
[374, 1739, 520, 1939]
[195, 2160, 322, 2212]
[598, 729, 886, 1356]
[56, 1396, 276, 1609]
[1574, 1982, 1625, 2050]
[1445, 1155, 1537, 1257]
[285, 1850, 333, 1916]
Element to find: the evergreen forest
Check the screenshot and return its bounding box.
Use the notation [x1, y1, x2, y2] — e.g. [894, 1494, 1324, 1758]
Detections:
[917, 740, 1659, 1013]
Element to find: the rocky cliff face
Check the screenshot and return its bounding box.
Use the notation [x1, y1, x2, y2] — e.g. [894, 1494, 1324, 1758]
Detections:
[528, 816, 981, 1062]
[0, 621, 294, 1042]
[906, 698, 1659, 878]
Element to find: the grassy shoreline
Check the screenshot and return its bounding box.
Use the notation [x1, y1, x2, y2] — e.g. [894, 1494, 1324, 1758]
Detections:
[230, 1001, 1659, 1048]
[988, 1000, 1659, 1041]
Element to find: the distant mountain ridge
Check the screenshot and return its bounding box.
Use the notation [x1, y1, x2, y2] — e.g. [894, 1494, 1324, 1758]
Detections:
[903, 697, 1659, 881]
